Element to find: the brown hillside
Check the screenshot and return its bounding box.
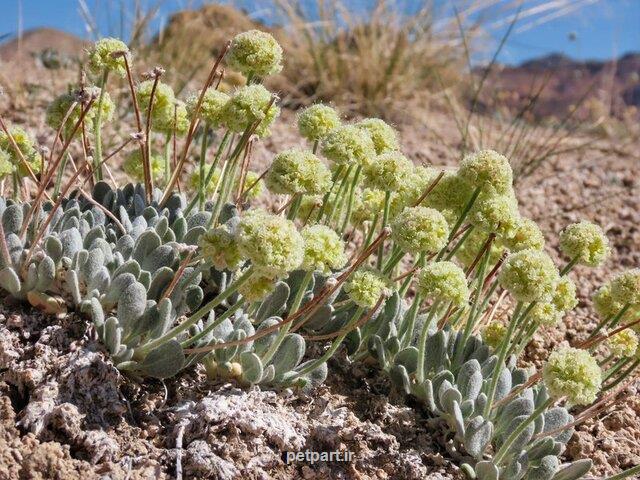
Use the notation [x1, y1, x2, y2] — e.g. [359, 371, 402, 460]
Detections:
[0, 28, 86, 65]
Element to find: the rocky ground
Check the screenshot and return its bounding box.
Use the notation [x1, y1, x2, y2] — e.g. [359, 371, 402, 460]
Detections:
[0, 104, 639, 479]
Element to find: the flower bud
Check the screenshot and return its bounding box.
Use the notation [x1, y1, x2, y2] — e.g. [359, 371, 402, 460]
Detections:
[499, 249, 560, 303]
[227, 30, 283, 77]
[301, 225, 347, 273]
[297, 104, 341, 142]
[356, 118, 399, 154]
[458, 149, 513, 195]
[321, 125, 376, 166]
[265, 149, 331, 196]
[363, 151, 413, 192]
[345, 269, 391, 309]
[391, 206, 448, 255]
[87, 37, 130, 77]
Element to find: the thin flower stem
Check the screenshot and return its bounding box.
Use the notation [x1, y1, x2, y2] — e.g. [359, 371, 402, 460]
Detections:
[377, 190, 392, 269]
[294, 307, 365, 377]
[416, 299, 443, 382]
[315, 165, 344, 222]
[92, 69, 109, 181]
[493, 397, 554, 464]
[198, 123, 210, 209]
[135, 266, 255, 356]
[180, 301, 243, 348]
[340, 165, 361, 234]
[260, 270, 314, 365]
[483, 301, 523, 418]
[436, 186, 482, 261]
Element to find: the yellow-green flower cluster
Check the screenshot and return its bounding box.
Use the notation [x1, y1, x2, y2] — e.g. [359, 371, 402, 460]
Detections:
[136, 81, 189, 136]
[352, 188, 386, 225]
[456, 228, 505, 269]
[482, 321, 507, 349]
[321, 125, 376, 166]
[470, 193, 520, 239]
[222, 84, 279, 138]
[46, 88, 115, 139]
[356, 118, 399, 154]
[392, 206, 448, 255]
[186, 89, 229, 128]
[236, 210, 304, 276]
[297, 104, 341, 142]
[0, 151, 12, 179]
[122, 150, 164, 182]
[559, 221, 610, 267]
[345, 269, 391, 309]
[227, 30, 283, 78]
[417, 261, 469, 307]
[265, 149, 331, 196]
[609, 269, 640, 306]
[607, 330, 638, 358]
[543, 347, 601, 406]
[199, 225, 244, 271]
[0, 127, 41, 178]
[458, 149, 513, 195]
[86, 37, 129, 77]
[499, 249, 559, 302]
[592, 282, 634, 322]
[530, 302, 563, 327]
[395, 165, 439, 209]
[423, 172, 472, 214]
[364, 151, 413, 192]
[238, 269, 277, 303]
[505, 217, 545, 252]
[300, 225, 347, 273]
[552, 276, 578, 313]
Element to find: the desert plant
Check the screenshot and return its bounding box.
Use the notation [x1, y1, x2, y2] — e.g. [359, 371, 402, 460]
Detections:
[0, 30, 638, 480]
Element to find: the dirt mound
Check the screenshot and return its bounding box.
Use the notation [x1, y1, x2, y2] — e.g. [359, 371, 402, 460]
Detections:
[0, 28, 86, 66]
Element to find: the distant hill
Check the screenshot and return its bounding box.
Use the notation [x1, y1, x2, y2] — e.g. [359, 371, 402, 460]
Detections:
[484, 52, 640, 120]
[0, 28, 86, 66]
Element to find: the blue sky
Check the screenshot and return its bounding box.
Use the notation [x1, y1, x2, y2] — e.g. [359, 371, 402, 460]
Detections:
[1, 1, 638, 65]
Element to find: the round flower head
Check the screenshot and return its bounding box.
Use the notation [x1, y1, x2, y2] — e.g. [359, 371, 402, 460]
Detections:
[417, 261, 469, 307]
[186, 88, 229, 128]
[0, 127, 41, 177]
[499, 249, 560, 303]
[301, 225, 347, 273]
[470, 192, 520, 239]
[297, 104, 341, 142]
[418, 261, 469, 306]
[0, 150, 12, 179]
[356, 118, 399, 154]
[321, 125, 376, 167]
[530, 302, 563, 327]
[236, 210, 304, 276]
[482, 321, 507, 349]
[552, 276, 578, 312]
[458, 149, 513, 195]
[363, 151, 413, 192]
[238, 269, 277, 303]
[265, 149, 331, 196]
[505, 217, 545, 252]
[227, 30, 283, 78]
[345, 269, 391, 309]
[86, 37, 129, 77]
[559, 221, 610, 267]
[199, 225, 244, 271]
[222, 84, 280, 138]
[154, 101, 189, 136]
[543, 347, 601, 406]
[593, 282, 629, 320]
[137, 80, 176, 114]
[396, 165, 439, 208]
[607, 330, 638, 358]
[123, 149, 164, 183]
[424, 171, 472, 215]
[456, 227, 506, 269]
[46, 88, 115, 139]
[609, 269, 640, 306]
[391, 206, 448, 255]
[352, 188, 386, 225]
